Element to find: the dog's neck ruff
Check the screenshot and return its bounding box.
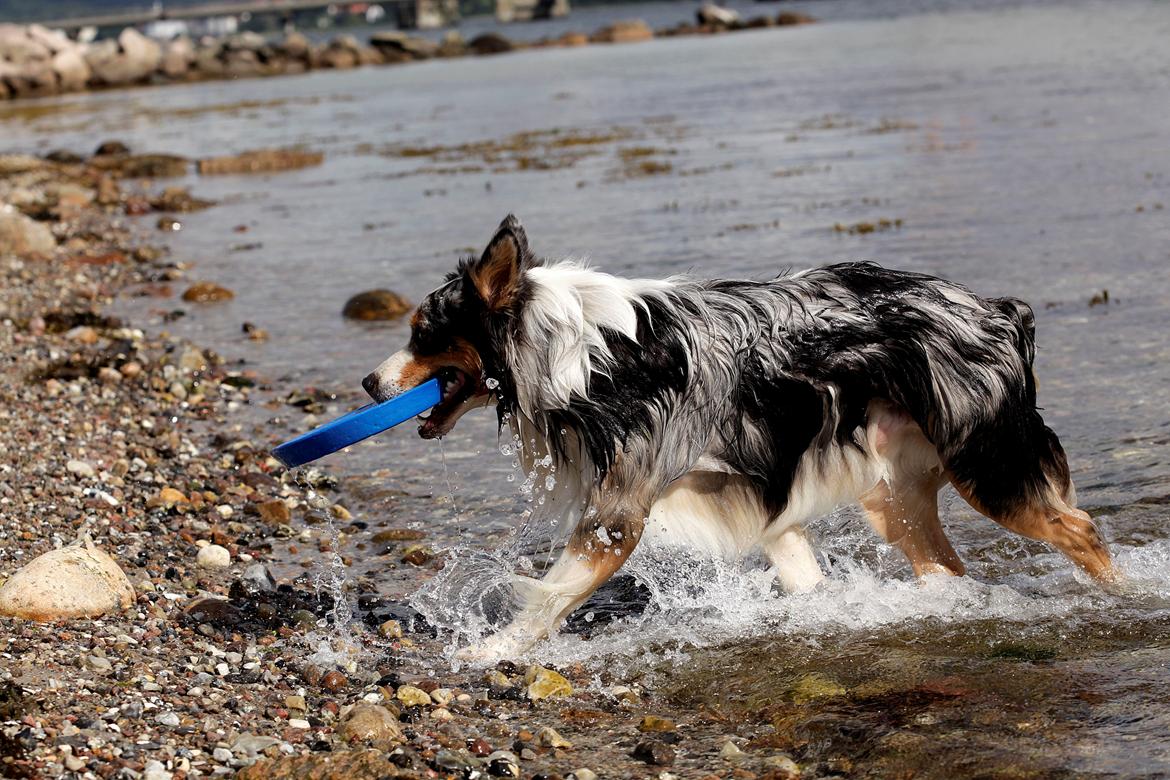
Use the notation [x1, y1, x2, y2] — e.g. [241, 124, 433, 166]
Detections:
[507, 262, 674, 414]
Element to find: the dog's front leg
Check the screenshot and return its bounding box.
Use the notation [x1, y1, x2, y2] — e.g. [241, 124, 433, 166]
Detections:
[458, 490, 648, 662]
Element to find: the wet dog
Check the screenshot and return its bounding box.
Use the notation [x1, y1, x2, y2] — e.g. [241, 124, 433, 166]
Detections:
[363, 215, 1115, 659]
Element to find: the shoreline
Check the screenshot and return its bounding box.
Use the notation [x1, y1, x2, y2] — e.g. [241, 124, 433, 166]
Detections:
[0, 11, 815, 105]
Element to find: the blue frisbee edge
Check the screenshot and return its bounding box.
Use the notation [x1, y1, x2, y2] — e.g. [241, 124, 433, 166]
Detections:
[272, 379, 441, 468]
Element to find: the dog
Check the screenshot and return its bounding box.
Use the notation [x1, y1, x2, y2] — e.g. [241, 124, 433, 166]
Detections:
[363, 215, 1115, 659]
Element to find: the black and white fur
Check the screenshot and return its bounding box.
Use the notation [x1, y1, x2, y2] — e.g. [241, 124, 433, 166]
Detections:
[364, 215, 1115, 660]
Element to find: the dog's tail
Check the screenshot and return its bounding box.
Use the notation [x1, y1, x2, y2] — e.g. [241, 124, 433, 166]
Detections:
[942, 296, 1075, 513]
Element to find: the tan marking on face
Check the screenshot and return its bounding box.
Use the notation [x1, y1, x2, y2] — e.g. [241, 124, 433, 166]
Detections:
[397, 337, 484, 389]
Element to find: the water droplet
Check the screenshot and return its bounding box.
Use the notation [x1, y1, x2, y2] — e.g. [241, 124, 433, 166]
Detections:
[485, 377, 499, 389]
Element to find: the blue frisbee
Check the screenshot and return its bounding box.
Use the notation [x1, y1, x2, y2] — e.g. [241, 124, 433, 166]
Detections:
[272, 379, 441, 468]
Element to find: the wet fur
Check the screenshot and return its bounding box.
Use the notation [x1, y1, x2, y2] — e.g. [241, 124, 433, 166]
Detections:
[364, 215, 1115, 660]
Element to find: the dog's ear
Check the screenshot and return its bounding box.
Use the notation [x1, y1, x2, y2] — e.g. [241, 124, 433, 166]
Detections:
[467, 214, 530, 311]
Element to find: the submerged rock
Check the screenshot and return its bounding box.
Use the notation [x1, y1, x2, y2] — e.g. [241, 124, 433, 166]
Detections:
[0, 537, 134, 621]
[197, 148, 324, 175]
[237, 750, 410, 779]
[342, 289, 411, 320]
[182, 282, 235, 303]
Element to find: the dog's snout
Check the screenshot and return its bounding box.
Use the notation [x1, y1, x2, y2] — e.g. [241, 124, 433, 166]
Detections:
[362, 372, 379, 399]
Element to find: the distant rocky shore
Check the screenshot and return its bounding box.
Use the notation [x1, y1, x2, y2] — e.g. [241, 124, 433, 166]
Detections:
[0, 10, 814, 102]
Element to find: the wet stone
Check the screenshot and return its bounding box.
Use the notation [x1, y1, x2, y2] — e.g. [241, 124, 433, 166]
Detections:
[632, 739, 675, 766]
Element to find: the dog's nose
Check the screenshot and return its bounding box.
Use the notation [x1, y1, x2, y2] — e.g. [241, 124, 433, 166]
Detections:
[362, 372, 379, 399]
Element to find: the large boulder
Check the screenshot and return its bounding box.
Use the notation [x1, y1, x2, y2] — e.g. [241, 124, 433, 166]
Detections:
[370, 31, 437, 61]
[160, 36, 195, 79]
[51, 47, 91, 92]
[25, 24, 75, 55]
[0, 24, 51, 65]
[467, 32, 514, 56]
[0, 538, 134, 621]
[0, 59, 57, 98]
[697, 3, 740, 27]
[85, 28, 162, 86]
[0, 203, 56, 256]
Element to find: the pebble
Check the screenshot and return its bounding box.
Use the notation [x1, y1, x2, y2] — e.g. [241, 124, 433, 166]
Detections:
[569, 770, 598, 780]
[430, 687, 454, 705]
[143, 760, 173, 780]
[720, 740, 746, 760]
[632, 740, 676, 766]
[378, 619, 403, 639]
[396, 684, 431, 708]
[288, 718, 310, 729]
[155, 711, 180, 727]
[66, 459, 95, 478]
[764, 754, 801, 775]
[639, 715, 677, 732]
[486, 669, 513, 694]
[195, 544, 231, 568]
[336, 702, 404, 746]
[486, 750, 520, 778]
[321, 670, 348, 692]
[525, 665, 573, 701]
[212, 747, 233, 763]
[536, 726, 572, 748]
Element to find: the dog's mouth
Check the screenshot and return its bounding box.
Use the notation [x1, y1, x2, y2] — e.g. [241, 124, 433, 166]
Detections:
[417, 366, 483, 439]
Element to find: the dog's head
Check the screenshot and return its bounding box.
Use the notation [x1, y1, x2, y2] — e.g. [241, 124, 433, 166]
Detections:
[362, 215, 535, 439]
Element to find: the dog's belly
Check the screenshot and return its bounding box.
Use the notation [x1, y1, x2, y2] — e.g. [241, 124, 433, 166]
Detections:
[645, 441, 885, 559]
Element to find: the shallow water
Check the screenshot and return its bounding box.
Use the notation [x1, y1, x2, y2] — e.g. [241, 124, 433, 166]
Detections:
[5, 0, 1170, 773]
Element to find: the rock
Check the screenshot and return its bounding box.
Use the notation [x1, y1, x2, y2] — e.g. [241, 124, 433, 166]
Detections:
[278, 32, 311, 60]
[536, 726, 572, 748]
[142, 760, 173, 780]
[231, 733, 283, 758]
[151, 186, 211, 211]
[100, 154, 189, 179]
[156, 487, 188, 506]
[789, 672, 846, 702]
[85, 28, 161, 86]
[396, 684, 431, 707]
[434, 749, 481, 774]
[0, 25, 51, 64]
[50, 47, 91, 92]
[486, 750, 520, 778]
[84, 654, 113, 673]
[379, 619, 403, 639]
[237, 750, 406, 779]
[720, 741, 745, 760]
[95, 140, 130, 156]
[486, 669, 512, 694]
[777, 11, 817, 26]
[370, 31, 437, 61]
[0, 537, 134, 621]
[697, 3, 741, 27]
[66, 459, 96, 478]
[160, 37, 195, 78]
[638, 715, 677, 732]
[467, 33, 515, 56]
[0, 204, 56, 257]
[632, 739, 675, 766]
[256, 498, 292, 524]
[763, 754, 801, 776]
[568, 771, 597, 780]
[337, 703, 405, 746]
[322, 670, 348, 692]
[242, 563, 276, 591]
[401, 544, 433, 565]
[525, 665, 572, 701]
[197, 148, 324, 175]
[342, 289, 411, 321]
[437, 31, 466, 58]
[196, 544, 231, 569]
[182, 282, 235, 303]
[591, 20, 653, 44]
[558, 32, 589, 47]
[155, 710, 181, 727]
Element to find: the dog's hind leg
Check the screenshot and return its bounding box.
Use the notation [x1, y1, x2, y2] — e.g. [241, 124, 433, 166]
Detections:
[946, 410, 1115, 582]
[860, 402, 965, 577]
